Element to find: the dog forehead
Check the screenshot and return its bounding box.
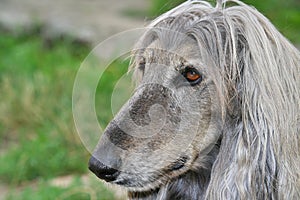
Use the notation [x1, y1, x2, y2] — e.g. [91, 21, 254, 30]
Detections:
[143, 36, 201, 65]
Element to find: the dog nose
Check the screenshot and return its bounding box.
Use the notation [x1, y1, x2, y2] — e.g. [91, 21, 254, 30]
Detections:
[88, 156, 120, 182]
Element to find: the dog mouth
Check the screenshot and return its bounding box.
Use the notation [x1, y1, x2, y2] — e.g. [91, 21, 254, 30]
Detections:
[112, 174, 164, 192]
[114, 177, 167, 194]
[111, 155, 190, 192]
[167, 155, 188, 171]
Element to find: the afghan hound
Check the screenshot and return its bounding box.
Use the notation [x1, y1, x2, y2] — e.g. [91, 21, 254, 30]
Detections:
[89, 0, 300, 199]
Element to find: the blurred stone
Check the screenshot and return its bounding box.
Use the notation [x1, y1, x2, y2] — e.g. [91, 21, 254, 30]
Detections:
[0, 0, 149, 46]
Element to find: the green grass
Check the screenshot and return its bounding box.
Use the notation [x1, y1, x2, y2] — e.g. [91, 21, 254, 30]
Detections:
[0, 29, 127, 199]
[0, 31, 89, 184]
[0, 132, 86, 184]
[96, 58, 131, 128]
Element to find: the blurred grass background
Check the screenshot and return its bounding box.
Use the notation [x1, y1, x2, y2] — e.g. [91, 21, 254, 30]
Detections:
[0, 0, 299, 199]
[0, 29, 122, 199]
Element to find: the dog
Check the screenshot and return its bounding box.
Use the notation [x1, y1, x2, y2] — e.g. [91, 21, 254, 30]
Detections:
[89, 0, 300, 199]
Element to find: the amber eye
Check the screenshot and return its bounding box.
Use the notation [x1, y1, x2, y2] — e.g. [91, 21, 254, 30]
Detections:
[186, 70, 200, 81]
[183, 67, 202, 86]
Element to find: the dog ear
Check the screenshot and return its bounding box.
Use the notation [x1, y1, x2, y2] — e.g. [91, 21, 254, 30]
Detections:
[205, 2, 300, 199]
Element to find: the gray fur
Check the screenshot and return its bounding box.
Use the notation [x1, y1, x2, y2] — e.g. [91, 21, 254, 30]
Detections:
[91, 0, 300, 199]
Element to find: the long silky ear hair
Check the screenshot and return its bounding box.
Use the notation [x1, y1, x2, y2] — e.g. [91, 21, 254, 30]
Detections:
[189, 0, 300, 199]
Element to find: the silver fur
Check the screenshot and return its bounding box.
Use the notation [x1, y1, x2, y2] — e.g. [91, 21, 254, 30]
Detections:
[91, 0, 300, 199]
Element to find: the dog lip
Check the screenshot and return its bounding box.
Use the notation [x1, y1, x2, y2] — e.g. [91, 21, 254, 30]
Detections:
[113, 176, 159, 190]
[113, 178, 131, 186]
[90, 168, 120, 183]
[169, 156, 188, 171]
[102, 171, 121, 182]
[170, 162, 185, 171]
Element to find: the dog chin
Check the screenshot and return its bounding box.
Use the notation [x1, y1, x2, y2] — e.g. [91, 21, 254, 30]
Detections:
[113, 176, 165, 193]
[113, 168, 189, 193]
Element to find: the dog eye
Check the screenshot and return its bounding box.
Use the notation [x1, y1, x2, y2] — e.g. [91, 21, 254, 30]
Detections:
[182, 66, 202, 86]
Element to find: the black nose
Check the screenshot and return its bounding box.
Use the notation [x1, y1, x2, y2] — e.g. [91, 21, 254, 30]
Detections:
[88, 156, 120, 182]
